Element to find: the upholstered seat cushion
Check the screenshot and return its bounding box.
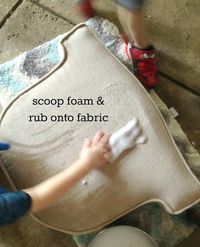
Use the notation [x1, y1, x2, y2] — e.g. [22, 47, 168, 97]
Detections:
[0, 24, 199, 234]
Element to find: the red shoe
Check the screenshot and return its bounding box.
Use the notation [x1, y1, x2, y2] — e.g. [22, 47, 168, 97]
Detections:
[126, 42, 158, 89]
[76, 0, 95, 19]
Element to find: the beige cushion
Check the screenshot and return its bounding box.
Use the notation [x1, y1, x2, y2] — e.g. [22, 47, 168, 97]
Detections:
[0, 24, 199, 234]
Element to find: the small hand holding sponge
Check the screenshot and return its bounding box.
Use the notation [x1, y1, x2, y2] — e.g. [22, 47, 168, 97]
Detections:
[109, 118, 147, 161]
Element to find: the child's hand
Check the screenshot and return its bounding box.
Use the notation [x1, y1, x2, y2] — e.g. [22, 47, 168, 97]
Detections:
[79, 131, 111, 169]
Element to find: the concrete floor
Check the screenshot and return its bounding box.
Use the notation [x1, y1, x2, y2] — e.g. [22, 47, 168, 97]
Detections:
[0, 0, 199, 246]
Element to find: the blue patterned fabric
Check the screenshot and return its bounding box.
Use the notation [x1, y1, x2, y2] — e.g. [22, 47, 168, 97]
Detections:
[0, 36, 61, 108]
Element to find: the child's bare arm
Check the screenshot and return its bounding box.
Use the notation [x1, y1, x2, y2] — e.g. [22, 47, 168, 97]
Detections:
[24, 131, 111, 213]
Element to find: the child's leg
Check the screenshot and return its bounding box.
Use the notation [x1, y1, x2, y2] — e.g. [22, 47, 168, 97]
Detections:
[117, 3, 149, 49]
[116, 0, 158, 89]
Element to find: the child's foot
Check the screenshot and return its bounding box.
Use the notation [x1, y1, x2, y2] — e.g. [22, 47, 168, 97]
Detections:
[76, 0, 95, 19]
[125, 42, 158, 89]
[109, 118, 147, 161]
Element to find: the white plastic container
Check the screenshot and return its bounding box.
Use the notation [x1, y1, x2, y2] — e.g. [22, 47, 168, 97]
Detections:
[88, 226, 158, 247]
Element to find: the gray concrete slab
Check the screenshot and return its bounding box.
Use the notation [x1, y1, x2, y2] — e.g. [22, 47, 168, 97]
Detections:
[155, 75, 200, 152]
[31, 0, 119, 27]
[145, 0, 200, 94]
[0, 0, 73, 63]
[0, 0, 20, 24]
[31, 0, 84, 24]
[0, 216, 76, 247]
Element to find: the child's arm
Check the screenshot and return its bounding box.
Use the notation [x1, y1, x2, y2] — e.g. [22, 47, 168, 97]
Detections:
[24, 131, 111, 213]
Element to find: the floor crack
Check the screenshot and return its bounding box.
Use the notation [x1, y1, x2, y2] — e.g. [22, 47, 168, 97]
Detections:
[0, 0, 24, 29]
[29, 0, 76, 26]
[158, 71, 200, 97]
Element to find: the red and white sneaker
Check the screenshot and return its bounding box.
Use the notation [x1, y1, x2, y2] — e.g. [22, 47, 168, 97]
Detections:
[76, 0, 95, 19]
[125, 42, 158, 89]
